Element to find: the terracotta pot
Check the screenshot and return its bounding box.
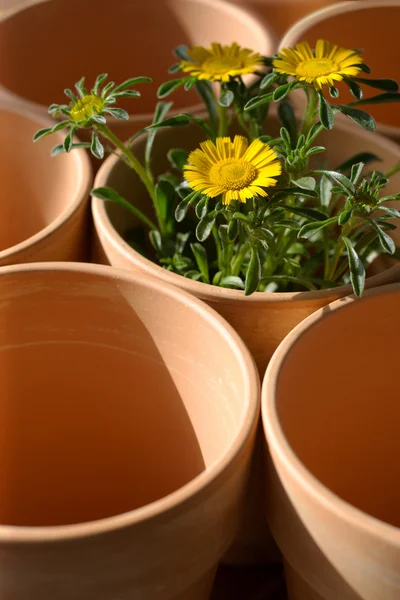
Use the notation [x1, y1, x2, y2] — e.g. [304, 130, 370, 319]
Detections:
[0, 261, 259, 600]
[0, 0, 274, 145]
[91, 116, 400, 564]
[262, 283, 400, 599]
[227, 0, 344, 39]
[279, 1, 400, 141]
[0, 103, 92, 266]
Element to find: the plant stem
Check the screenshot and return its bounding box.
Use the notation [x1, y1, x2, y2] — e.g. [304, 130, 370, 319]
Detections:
[301, 87, 319, 137]
[327, 222, 352, 280]
[218, 105, 228, 137]
[97, 124, 157, 208]
[232, 241, 250, 275]
[212, 225, 223, 271]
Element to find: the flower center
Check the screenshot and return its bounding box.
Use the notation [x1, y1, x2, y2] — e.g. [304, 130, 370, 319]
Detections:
[70, 94, 104, 122]
[210, 159, 257, 190]
[203, 56, 242, 74]
[296, 57, 338, 78]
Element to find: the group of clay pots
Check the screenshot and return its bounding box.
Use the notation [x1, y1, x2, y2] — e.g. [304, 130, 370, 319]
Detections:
[0, 1, 399, 599]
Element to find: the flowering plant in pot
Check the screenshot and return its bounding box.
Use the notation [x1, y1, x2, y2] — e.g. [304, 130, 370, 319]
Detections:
[34, 40, 400, 298]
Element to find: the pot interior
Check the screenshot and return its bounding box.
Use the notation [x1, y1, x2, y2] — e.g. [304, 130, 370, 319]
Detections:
[0, 0, 271, 116]
[0, 109, 85, 252]
[275, 286, 400, 527]
[0, 269, 250, 527]
[288, 4, 400, 129]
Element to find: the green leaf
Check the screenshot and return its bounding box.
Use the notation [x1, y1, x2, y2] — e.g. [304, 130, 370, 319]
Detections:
[146, 114, 190, 129]
[337, 105, 376, 131]
[90, 114, 107, 124]
[195, 196, 209, 219]
[244, 93, 274, 111]
[351, 92, 400, 107]
[90, 131, 104, 159]
[92, 73, 108, 95]
[298, 217, 338, 239]
[272, 187, 318, 201]
[157, 78, 187, 98]
[64, 88, 76, 101]
[63, 129, 74, 152]
[343, 236, 365, 297]
[33, 127, 53, 141]
[174, 45, 189, 60]
[379, 206, 400, 219]
[335, 152, 380, 172]
[184, 270, 203, 281]
[320, 175, 333, 209]
[292, 177, 316, 191]
[368, 219, 396, 254]
[345, 78, 362, 100]
[111, 90, 141, 99]
[145, 101, 173, 171]
[338, 209, 353, 225]
[245, 246, 261, 295]
[167, 148, 189, 170]
[354, 77, 399, 92]
[319, 92, 334, 129]
[280, 126, 292, 150]
[283, 205, 328, 221]
[306, 146, 325, 157]
[91, 187, 157, 230]
[104, 108, 129, 120]
[329, 86, 339, 99]
[149, 229, 162, 253]
[175, 232, 190, 254]
[175, 191, 196, 222]
[184, 78, 196, 91]
[278, 100, 297, 144]
[51, 142, 90, 156]
[313, 170, 355, 195]
[219, 89, 234, 107]
[196, 213, 216, 242]
[190, 243, 209, 283]
[155, 180, 175, 233]
[306, 122, 324, 146]
[350, 162, 364, 185]
[195, 81, 218, 138]
[260, 72, 278, 90]
[101, 81, 115, 98]
[74, 76, 86, 98]
[273, 83, 294, 102]
[113, 77, 152, 94]
[220, 276, 245, 290]
[228, 219, 239, 241]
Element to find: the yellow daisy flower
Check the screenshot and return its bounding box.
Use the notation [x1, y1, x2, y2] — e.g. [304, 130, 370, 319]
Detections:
[179, 42, 264, 83]
[273, 39, 364, 90]
[70, 94, 104, 122]
[184, 136, 282, 205]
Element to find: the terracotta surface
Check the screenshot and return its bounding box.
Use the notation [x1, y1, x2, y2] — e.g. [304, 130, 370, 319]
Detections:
[0, 103, 92, 265]
[0, 262, 259, 599]
[262, 283, 400, 599]
[0, 0, 274, 143]
[91, 116, 400, 565]
[228, 0, 345, 39]
[280, 1, 400, 141]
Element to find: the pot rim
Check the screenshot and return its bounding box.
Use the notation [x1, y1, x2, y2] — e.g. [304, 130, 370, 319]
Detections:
[278, 0, 400, 140]
[92, 115, 400, 305]
[261, 281, 400, 545]
[0, 104, 92, 262]
[0, 261, 260, 542]
[0, 0, 274, 128]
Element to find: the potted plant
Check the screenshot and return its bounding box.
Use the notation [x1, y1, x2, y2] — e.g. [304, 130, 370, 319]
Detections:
[262, 282, 400, 599]
[0, 261, 259, 600]
[35, 38, 400, 563]
[0, 103, 92, 266]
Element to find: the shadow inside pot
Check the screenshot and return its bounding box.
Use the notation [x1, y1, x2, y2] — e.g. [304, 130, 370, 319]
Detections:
[0, 270, 207, 527]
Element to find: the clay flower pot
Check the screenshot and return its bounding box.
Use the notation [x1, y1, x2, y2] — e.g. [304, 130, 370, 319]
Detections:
[279, 0, 400, 141]
[228, 0, 341, 39]
[262, 283, 400, 599]
[0, 0, 274, 144]
[0, 262, 259, 600]
[91, 117, 400, 564]
[0, 103, 92, 266]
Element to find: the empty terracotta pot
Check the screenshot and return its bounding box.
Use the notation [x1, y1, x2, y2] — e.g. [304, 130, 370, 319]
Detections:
[0, 103, 92, 266]
[262, 283, 400, 599]
[0, 262, 259, 600]
[0, 0, 274, 143]
[279, 1, 400, 140]
[228, 0, 344, 39]
[91, 116, 400, 564]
